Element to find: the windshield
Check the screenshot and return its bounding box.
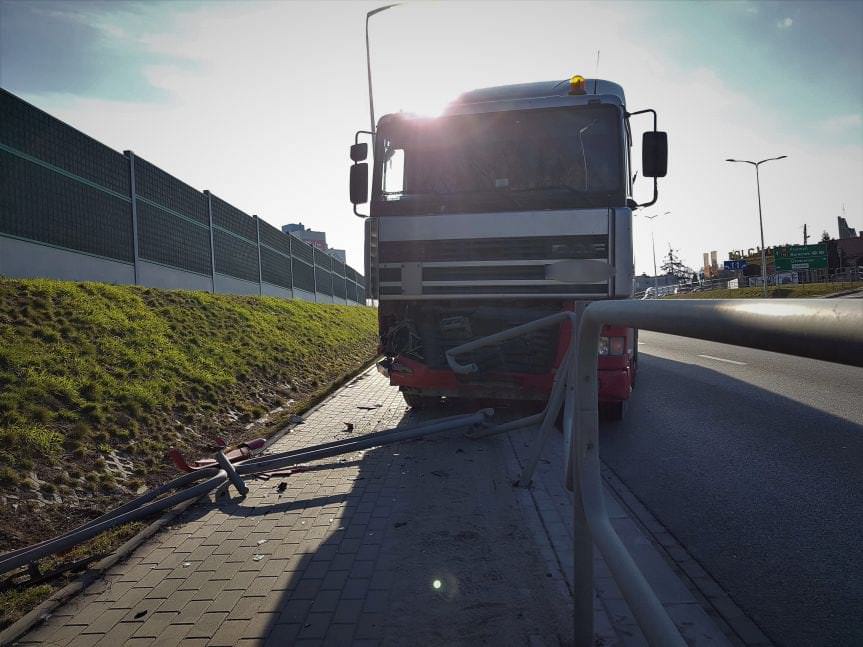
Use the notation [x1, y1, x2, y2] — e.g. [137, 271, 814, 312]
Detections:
[372, 105, 623, 215]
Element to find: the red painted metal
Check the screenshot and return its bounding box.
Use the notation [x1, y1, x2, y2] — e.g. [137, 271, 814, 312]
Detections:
[169, 438, 267, 473]
[382, 314, 636, 403]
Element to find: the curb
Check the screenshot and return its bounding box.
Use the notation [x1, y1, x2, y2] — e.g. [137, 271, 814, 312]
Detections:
[0, 355, 381, 646]
[822, 288, 863, 298]
[600, 465, 774, 647]
[0, 495, 200, 646]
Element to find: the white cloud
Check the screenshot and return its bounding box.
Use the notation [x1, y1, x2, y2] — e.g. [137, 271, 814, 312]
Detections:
[21, 1, 862, 274]
[819, 113, 863, 132]
[777, 17, 793, 29]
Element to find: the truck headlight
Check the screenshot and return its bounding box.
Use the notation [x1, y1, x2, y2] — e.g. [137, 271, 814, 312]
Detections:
[598, 336, 625, 356]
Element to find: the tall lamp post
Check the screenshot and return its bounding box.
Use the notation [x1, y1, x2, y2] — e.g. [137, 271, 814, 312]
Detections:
[365, 4, 400, 140]
[644, 211, 671, 296]
[725, 155, 787, 297]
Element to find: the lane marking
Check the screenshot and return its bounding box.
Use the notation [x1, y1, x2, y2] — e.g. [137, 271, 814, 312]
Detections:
[697, 354, 747, 366]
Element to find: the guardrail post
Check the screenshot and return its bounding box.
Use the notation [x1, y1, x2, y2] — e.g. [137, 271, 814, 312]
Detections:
[216, 451, 248, 497]
[567, 308, 594, 646]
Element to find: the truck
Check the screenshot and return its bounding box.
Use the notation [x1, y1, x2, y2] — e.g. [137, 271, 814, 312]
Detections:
[349, 75, 667, 419]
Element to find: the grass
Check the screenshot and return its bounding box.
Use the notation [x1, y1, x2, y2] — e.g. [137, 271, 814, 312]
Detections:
[666, 281, 863, 300]
[0, 277, 377, 530]
[0, 277, 378, 629]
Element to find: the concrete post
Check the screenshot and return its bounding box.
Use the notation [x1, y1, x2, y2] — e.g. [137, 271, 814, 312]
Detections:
[124, 151, 140, 285]
[204, 191, 217, 293]
[254, 215, 263, 296]
[288, 233, 295, 296]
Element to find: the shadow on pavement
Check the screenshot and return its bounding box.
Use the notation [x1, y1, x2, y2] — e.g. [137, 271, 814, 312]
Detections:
[601, 353, 863, 647]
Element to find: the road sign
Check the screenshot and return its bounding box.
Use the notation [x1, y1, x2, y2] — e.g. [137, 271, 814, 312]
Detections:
[774, 244, 827, 271]
[724, 259, 748, 270]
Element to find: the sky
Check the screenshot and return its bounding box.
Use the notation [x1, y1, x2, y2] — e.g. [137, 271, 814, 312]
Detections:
[1, 0, 861, 274]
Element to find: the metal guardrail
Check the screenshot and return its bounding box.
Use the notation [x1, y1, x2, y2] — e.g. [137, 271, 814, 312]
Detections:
[446, 299, 863, 646]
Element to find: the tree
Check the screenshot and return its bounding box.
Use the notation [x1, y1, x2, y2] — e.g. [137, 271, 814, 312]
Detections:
[660, 246, 694, 280]
[820, 230, 831, 243]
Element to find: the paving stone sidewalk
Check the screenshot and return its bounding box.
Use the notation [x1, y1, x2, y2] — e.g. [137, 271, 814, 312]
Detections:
[14, 367, 735, 646]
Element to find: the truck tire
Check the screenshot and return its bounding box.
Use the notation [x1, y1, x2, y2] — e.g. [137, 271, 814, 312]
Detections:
[401, 392, 439, 409]
[601, 400, 627, 421]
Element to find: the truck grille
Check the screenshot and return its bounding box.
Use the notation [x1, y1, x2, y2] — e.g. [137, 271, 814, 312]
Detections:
[379, 235, 607, 262]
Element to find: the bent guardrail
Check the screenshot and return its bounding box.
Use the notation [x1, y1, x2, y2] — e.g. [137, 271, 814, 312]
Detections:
[446, 299, 862, 647]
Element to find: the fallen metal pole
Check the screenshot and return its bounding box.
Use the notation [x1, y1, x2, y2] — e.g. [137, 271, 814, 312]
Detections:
[0, 468, 220, 563]
[241, 410, 483, 466]
[0, 471, 228, 576]
[0, 409, 492, 576]
[238, 409, 493, 475]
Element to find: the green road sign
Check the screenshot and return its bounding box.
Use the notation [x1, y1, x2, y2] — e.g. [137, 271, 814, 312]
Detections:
[774, 244, 827, 270]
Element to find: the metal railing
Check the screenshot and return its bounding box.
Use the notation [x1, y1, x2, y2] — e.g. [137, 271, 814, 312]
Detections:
[445, 299, 863, 646]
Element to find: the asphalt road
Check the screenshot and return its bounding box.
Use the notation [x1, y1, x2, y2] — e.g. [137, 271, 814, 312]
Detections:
[600, 331, 863, 647]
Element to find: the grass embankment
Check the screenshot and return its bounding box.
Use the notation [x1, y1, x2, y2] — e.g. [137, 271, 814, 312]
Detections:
[0, 278, 376, 625]
[667, 281, 863, 300]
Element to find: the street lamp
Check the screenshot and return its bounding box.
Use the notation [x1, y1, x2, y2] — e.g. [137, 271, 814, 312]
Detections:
[725, 155, 787, 296]
[365, 4, 400, 140]
[644, 211, 671, 296]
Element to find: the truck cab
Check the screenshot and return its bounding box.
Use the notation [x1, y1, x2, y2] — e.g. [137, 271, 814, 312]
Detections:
[350, 76, 667, 418]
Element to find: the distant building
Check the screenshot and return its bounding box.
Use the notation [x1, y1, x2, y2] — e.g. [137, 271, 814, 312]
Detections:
[327, 248, 346, 263]
[838, 216, 858, 239]
[282, 223, 328, 251]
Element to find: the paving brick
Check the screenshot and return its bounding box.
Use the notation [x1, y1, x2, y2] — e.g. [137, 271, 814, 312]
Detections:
[322, 623, 356, 646]
[276, 598, 313, 624]
[264, 622, 300, 646]
[332, 598, 363, 625]
[309, 589, 341, 614]
[152, 589, 195, 612]
[133, 611, 180, 638]
[208, 589, 243, 613]
[94, 621, 142, 645]
[208, 619, 248, 646]
[242, 612, 278, 639]
[297, 612, 332, 640]
[79, 608, 127, 634]
[184, 612, 228, 639]
[110, 586, 151, 610]
[149, 624, 191, 646]
[340, 578, 369, 600]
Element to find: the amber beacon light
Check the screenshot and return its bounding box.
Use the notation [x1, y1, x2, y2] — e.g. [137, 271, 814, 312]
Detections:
[569, 74, 587, 95]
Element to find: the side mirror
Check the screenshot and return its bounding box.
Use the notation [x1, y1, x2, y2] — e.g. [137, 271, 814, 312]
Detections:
[350, 163, 369, 205]
[642, 131, 668, 178]
[350, 143, 368, 162]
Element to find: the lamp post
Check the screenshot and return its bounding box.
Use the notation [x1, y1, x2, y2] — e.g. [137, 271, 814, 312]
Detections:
[725, 155, 787, 297]
[644, 211, 671, 296]
[365, 4, 400, 140]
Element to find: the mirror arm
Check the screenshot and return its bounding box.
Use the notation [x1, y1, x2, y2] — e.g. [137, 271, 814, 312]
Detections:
[626, 108, 657, 130]
[627, 108, 660, 209]
[353, 202, 368, 219]
[636, 177, 658, 209]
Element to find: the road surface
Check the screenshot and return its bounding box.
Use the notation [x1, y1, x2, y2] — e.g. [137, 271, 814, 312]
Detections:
[601, 331, 863, 646]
